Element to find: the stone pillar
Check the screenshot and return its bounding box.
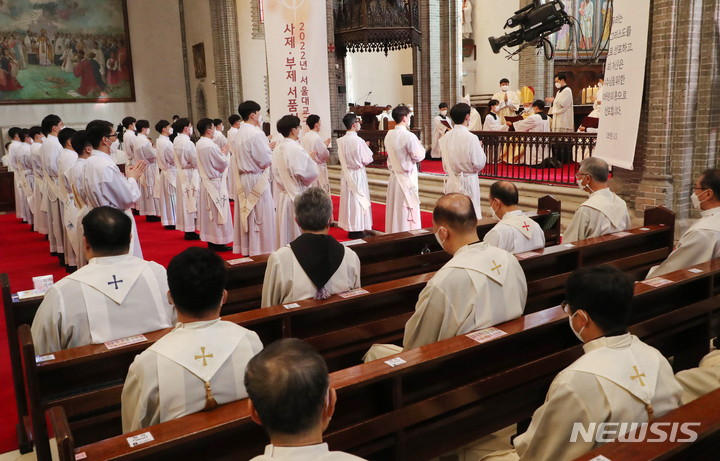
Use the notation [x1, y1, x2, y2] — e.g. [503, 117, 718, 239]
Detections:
[439, 0, 463, 105]
[209, 0, 243, 121]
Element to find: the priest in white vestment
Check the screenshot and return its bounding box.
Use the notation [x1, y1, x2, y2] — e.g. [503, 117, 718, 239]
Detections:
[262, 188, 361, 307]
[646, 169, 720, 278]
[57, 128, 79, 268]
[69, 130, 92, 269]
[482, 266, 682, 461]
[7, 128, 23, 220]
[430, 103, 452, 158]
[337, 113, 374, 239]
[195, 119, 233, 250]
[154, 120, 177, 229]
[231, 101, 277, 256]
[122, 117, 137, 167]
[246, 338, 367, 461]
[509, 100, 552, 165]
[484, 181, 545, 254]
[675, 350, 720, 404]
[563, 157, 631, 243]
[83, 120, 147, 258]
[226, 115, 243, 198]
[301, 114, 331, 193]
[546, 73, 575, 132]
[31, 207, 176, 355]
[492, 78, 521, 125]
[16, 131, 36, 226]
[272, 115, 320, 249]
[364, 194, 527, 361]
[212, 118, 234, 199]
[122, 247, 262, 432]
[30, 129, 49, 235]
[384, 105, 426, 233]
[173, 118, 201, 240]
[41, 115, 66, 261]
[133, 120, 161, 220]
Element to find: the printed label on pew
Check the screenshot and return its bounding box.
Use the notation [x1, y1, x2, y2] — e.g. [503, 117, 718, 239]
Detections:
[688, 268, 704, 274]
[338, 288, 369, 298]
[227, 257, 253, 265]
[283, 303, 301, 309]
[127, 431, 154, 447]
[642, 277, 674, 288]
[75, 453, 87, 460]
[35, 354, 55, 363]
[588, 456, 611, 461]
[105, 335, 148, 350]
[612, 231, 633, 238]
[408, 229, 430, 235]
[466, 327, 507, 344]
[640, 227, 651, 231]
[385, 357, 406, 367]
[564, 244, 575, 248]
[515, 251, 541, 260]
[342, 239, 367, 247]
[16, 288, 49, 300]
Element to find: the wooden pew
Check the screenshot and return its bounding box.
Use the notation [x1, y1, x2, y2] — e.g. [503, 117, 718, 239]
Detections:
[47, 259, 720, 461]
[574, 387, 720, 461]
[12, 208, 675, 460]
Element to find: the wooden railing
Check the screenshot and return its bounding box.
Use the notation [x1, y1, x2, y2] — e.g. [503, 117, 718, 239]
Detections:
[334, 129, 422, 168]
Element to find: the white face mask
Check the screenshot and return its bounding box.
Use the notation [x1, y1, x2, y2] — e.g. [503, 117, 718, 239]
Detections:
[691, 190, 708, 210]
[168, 127, 174, 135]
[490, 201, 500, 220]
[440, 110, 447, 116]
[568, 310, 587, 342]
[434, 227, 447, 248]
[555, 82, 562, 89]
[501, 85, 509, 92]
[576, 175, 593, 193]
[189, 126, 194, 136]
[110, 139, 119, 152]
[492, 106, 499, 113]
[257, 114, 263, 124]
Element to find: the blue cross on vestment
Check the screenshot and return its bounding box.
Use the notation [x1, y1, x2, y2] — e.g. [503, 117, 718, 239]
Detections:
[108, 275, 123, 289]
[215, 196, 227, 207]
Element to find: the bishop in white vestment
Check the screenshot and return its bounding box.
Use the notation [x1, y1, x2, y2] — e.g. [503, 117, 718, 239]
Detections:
[301, 115, 331, 193]
[337, 114, 373, 234]
[484, 181, 545, 254]
[196, 123, 233, 246]
[172, 122, 200, 236]
[384, 107, 426, 233]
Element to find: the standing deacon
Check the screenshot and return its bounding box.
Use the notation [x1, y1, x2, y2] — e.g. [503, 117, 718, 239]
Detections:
[154, 120, 177, 229]
[173, 118, 200, 240]
[16, 130, 36, 227]
[41, 114, 66, 265]
[646, 169, 720, 278]
[430, 102, 452, 159]
[83, 120, 147, 257]
[57, 128, 79, 270]
[225, 114, 242, 198]
[301, 114, 331, 193]
[231, 101, 276, 256]
[437, 102, 486, 218]
[563, 157, 631, 243]
[272, 115, 319, 249]
[7, 127, 24, 220]
[384, 105, 426, 233]
[70, 130, 92, 268]
[484, 181, 545, 254]
[30, 127, 49, 236]
[212, 119, 228, 149]
[337, 113, 374, 239]
[546, 73, 574, 132]
[121, 117, 137, 167]
[122, 247, 262, 432]
[31, 207, 176, 355]
[195, 118, 233, 251]
[262, 188, 361, 307]
[133, 120, 161, 222]
[483, 100, 509, 132]
[491, 78, 521, 125]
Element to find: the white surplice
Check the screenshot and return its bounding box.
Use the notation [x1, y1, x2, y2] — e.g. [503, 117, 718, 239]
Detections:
[251, 444, 366, 461]
[30, 254, 176, 355]
[57, 148, 79, 266]
[156, 135, 177, 227]
[82, 150, 143, 258]
[271, 138, 319, 249]
[483, 113, 509, 132]
[196, 137, 232, 244]
[173, 133, 200, 233]
[646, 207, 720, 278]
[384, 126, 425, 233]
[122, 318, 263, 432]
[337, 131, 373, 232]
[261, 245, 361, 307]
[134, 134, 160, 217]
[492, 89, 521, 125]
[213, 130, 234, 198]
[123, 130, 137, 167]
[231, 123, 276, 256]
[563, 188, 631, 244]
[42, 135, 65, 255]
[550, 86, 574, 132]
[31, 141, 49, 234]
[675, 350, 720, 404]
[301, 130, 331, 193]
[484, 210, 545, 254]
[485, 334, 682, 461]
[438, 125, 486, 218]
[431, 115, 453, 158]
[512, 114, 551, 165]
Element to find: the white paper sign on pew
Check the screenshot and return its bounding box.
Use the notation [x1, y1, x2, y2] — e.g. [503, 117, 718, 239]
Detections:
[127, 431, 154, 447]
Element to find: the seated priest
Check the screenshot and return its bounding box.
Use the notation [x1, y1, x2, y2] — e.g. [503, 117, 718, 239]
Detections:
[122, 247, 263, 432]
[675, 349, 720, 404]
[484, 181, 545, 254]
[31, 206, 176, 355]
[261, 187, 361, 307]
[646, 169, 720, 279]
[245, 338, 367, 461]
[483, 266, 683, 461]
[562, 157, 631, 244]
[364, 193, 527, 361]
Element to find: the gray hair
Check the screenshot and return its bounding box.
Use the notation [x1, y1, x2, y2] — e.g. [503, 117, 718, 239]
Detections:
[294, 187, 333, 231]
[578, 157, 609, 183]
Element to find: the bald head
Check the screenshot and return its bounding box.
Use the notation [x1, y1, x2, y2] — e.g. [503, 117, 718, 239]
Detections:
[433, 193, 478, 234]
[579, 157, 609, 183]
[489, 181, 519, 206]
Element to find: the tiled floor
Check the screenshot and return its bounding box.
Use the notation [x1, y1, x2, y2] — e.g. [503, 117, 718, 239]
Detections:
[0, 440, 57, 461]
[431, 425, 517, 461]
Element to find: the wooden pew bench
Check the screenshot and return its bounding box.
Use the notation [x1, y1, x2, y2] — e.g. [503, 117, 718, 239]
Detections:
[47, 259, 720, 461]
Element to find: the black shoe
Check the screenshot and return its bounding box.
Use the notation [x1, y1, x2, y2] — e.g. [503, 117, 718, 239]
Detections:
[146, 216, 161, 222]
[58, 253, 65, 266]
[348, 231, 365, 239]
[45, 235, 49, 241]
[66, 266, 77, 274]
[164, 225, 176, 230]
[132, 209, 140, 216]
[50, 251, 58, 257]
[208, 242, 232, 252]
[184, 232, 201, 240]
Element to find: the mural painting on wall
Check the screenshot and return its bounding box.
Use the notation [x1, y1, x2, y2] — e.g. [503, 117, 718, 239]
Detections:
[0, 0, 135, 105]
[192, 42, 206, 79]
[553, 0, 612, 53]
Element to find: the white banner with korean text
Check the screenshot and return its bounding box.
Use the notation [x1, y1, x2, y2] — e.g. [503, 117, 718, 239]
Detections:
[593, 0, 651, 170]
[264, 0, 332, 141]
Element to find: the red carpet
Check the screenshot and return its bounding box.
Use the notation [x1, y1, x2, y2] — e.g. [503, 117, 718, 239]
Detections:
[0, 196, 431, 453]
[418, 160, 581, 184]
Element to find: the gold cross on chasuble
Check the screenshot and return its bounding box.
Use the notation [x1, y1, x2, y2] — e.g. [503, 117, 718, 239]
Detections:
[491, 261, 502, 275]
[630, 366, 646, 386]
[195, 347, 214, 366]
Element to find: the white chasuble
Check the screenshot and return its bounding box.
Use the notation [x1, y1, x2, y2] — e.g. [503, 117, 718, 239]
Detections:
[484, 210, 545, 254]
[384, 126, 425, 234]
[196, 137, 232, 244]
[562, 188, 631, 244]
[675, 350, 720, 404]
[122, 319, 263, 432]
[438, 125, 486, 218]
[301, 130, 331, 193]
[251, 444, 367, 461]
[30, 254, 175, 355]
[337, 132, 373, 232]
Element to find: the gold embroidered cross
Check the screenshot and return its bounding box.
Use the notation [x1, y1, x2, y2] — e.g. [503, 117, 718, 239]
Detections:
[195, 347, 214, 366]
[630, 366, 646, 386]
[491, 261, 502, 275]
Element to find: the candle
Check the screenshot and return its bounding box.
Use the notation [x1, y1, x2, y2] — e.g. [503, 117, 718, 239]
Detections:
[582, 88, 586, 105]
[593, 86, 598, 99]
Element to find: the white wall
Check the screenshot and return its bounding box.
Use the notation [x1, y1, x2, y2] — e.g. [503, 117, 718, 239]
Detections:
[237, 0, 269, 114]
[471, 0, 520, 95]
[0, 0, 187, 129]
[183, 0, 219, 120]
[346, 49, 413, 107]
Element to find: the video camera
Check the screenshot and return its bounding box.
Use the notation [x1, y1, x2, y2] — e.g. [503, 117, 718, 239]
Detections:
[488, 1, 570, 55]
